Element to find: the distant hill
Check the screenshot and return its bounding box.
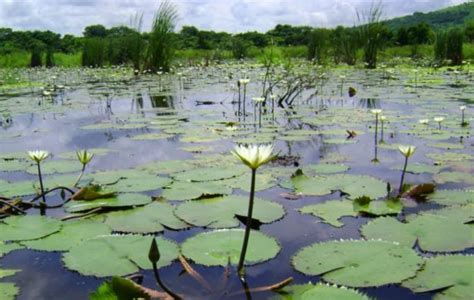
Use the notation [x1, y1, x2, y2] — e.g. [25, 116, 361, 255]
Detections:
[384, 2, 474, 30]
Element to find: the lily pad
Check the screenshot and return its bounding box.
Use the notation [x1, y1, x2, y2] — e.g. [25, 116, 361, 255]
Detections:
[433, 172, 474, 184]
[21, 220, 111, 251]
[181, 229, 280, 266]
[98, 202, 188, 233]
[353, 196, 403, 216]
[64, 193, 151, 213]
[361, 214, 473, 252]
[161, 180, 232, 201]
[0, 283, 19, 300]
[108, 175, 171, 192]
[172, 165, 246, 182]
[0, 241, 23, 258]
[0, 215, 62, 242]
[291, 171, 387, 199]
[427, 189, 474, 205]
[402, 255, 474, 300]
[62, 235, 178, 277]
[174, 195, 285, 228]
[299, 199, 357, 227]
[276, 283, 371, 300]
[292, 239, 423, 287]
[26, 160, 83, 175]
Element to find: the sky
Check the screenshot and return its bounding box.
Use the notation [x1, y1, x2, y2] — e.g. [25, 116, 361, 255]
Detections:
[0, 0, 468, 36]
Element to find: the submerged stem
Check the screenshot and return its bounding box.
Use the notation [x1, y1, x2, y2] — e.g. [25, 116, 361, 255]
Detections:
[238, 168, 257, 278]
[399, 156, 409, 193]
[37, 162, 46, 215]
[152, 262, 181, 299]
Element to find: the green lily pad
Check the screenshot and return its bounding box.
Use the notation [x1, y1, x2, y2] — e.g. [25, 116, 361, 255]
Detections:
[21, 220, 111, 251]
[161, 180, 232, 201]
[292, 239, 423, 287]
[90, 276, 150, 300]
[98, 202, 188, 233]
[0, 215, 62, 242]
[291, 171, 387, 199]
[391, 163, 441, 174]
[172, 165, 246, 182]
[221, 172, 277, 192]
[0, 179, 36, 197]
[275, 283, 371, 300]
[62, 235, 178, 277]
[427, 189, 474, 205]
[181, 229, 280, 266]
[26, 160, 83, 175]
[433, 172, 474, 184]
[108, 175, 171, 192]
[0, 269, 19, 279]
[0, 159, 32, 172]
[299, 199, 357, 227]
[361, 214, 473, 252]
[0, 283, 19, 300]
[305, 164, 350, 174]
[174, 195, 285, 228]
[426, 152, 473, 163]
[58, 148, 115, 159]
[137, 159, 191, 175]
[402, 255, 474, 300]
[0, 241, 23, 258]
[353, 196, 403, 216]
[64, 193, 151, 213]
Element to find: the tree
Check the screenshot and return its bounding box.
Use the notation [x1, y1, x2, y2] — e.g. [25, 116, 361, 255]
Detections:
[465, 20, 474, 43]
[83, 25, 107, 38]
[446, 27, 463, 65]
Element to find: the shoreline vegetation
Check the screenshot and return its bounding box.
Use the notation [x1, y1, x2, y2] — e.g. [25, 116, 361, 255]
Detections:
[0, 2, 473, 70]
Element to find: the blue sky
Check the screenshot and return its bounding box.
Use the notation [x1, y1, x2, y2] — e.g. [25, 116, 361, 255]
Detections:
[0, 0, 467, 35]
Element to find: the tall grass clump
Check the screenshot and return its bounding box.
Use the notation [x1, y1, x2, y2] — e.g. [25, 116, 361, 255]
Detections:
[357, 2, 386, 69]
[307, 28, 330, 64]
[45, 49, 55, 68]
[332, 26, 359, 65]
[145, 0, 178, 72]
[30, 48, 42, 68]
[82, 38, 106, 67]
[446, 28, 464, 65]
[434, 31, 447, 64]
[130, 13, 144, 70]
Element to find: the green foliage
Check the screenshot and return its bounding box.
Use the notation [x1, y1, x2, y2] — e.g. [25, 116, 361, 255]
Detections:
[144, 0, 178, 72]
[30, 47, 42, 67]
[82, 37, 106, 67]
[307, 28, 330, 63]
[90, 277, 150, 300]
[446, 27, 464, 65]
[45, 48, 54, 67]
[434, 31, 448, 63]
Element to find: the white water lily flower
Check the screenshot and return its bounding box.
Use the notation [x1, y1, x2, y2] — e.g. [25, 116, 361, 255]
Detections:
[76, 150, 94, 165]
[232, 144, 276, 170]
[460, 105, 466, 111]
[434, 117, 445, 123]
[252, 97, 265, 103]
[398, 145, 416, 158]
[419, 119, 429, 125]
[380, 115, 387, 121]
[239, 78, 250, 85]
[28, 150, 49, 163]
[370, 109, 382, 115]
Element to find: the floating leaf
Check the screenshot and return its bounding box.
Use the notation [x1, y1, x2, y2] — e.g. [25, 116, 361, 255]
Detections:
[108, 175, 171, 192]
[353, 196, 403, 216]
[98, 202, 188, 233]
[0, 269, 19, 279]
[161, 180, 232, 201]
[21, 220, 111, 251]
[174, 195, 285, 228]
[292, 240, 423, 287]
[0, 283, 19, 300]
[26, 160, 83, 175]
[361, 214, 473, 252]
[172, 165, 246, 182]
[276, 283, 370, 300]
[433, 172, 474, 184]
[0, 242, 23, 258]
[181, 229, 280, 266]
[291, 171, 387, 199]
[64, 193, 151, 213]
[90, 277, 150, 300]
[402, 255, 474, 300]
[305, 164, 350, 174]
[299, 199, 357, 227]
[63, 235, 178, 277]
[0, 215, 62, 242]
[427, 189, 474, 205]
[71, 185, 116, 200]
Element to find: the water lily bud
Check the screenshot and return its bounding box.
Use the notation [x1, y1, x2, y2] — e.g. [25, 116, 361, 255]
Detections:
[76, 150, 94, 165]
[398, 145, 416, 158]
[148, 238, 161, 264]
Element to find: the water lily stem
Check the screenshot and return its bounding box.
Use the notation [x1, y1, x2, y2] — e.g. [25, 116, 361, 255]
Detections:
[73, 164, 86, 187]
[238, 168, 257, 278]
[152, 262, 181, 299]
[37, 162, 46, 215]
[399, 156, 409, 193]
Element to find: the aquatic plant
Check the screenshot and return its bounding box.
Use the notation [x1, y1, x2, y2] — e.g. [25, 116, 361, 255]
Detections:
[232, 144, 276, 277]
[27, 150, 49, 213]
[148, 238, 181, 299]
[379, 115, 386, 143]
[145, 0, 178, 72]
[74, 150, 94, 187]
[460, 105, 468, 126]
[357, 2, 387, 69]
[398, 145, 416, 193]
[434, 116, 445, 130]
[446, 27, 464, 65]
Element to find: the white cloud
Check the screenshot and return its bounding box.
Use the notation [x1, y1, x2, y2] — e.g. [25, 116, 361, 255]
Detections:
[0, 0, 468, 35]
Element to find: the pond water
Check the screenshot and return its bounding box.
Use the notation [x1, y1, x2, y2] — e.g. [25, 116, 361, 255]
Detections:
[0, 64, 472, 299]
